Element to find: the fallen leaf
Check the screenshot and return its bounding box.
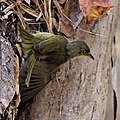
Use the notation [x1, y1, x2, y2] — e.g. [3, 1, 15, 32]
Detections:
[63, 0, 70, 16]
[54, 0, 74, 37]
[59, 17, 74, 37]
[78, 0, 113, 23]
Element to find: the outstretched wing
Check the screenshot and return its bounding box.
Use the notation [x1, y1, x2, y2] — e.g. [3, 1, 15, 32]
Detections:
[20, 61, 57, 103]
[18, 25, 67, 87]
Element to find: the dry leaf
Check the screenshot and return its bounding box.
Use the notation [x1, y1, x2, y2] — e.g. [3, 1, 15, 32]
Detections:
[59, 17, 74, 37]
[78, 0, 113, 23]
[54, 0, 74, 37]
[86, 6, 110, 23]
[63, 0, 70, 16]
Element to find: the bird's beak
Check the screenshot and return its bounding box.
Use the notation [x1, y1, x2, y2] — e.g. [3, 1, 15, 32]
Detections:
[88, 53, 95, 60]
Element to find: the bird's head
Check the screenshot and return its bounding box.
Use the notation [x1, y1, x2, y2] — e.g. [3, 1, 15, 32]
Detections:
[66, 41, 94, 60]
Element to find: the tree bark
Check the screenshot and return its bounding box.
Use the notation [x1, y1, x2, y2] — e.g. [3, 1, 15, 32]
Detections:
[0, 35, 19, 119]
[0, 19, 20, 119]
[27, 1, 118, 120]
[114, 0, 120, 119]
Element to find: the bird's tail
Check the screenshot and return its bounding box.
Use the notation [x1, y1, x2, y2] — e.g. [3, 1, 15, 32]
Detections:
[18, 25, 34, 55]
[18, 25, 37, 87]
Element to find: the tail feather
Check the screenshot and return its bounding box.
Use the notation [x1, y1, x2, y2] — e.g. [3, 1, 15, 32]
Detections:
[18, 25, 34, 54]
[21, 86, 42, 103]
[20, 80, 49, 103]
[18, 25, 37, 87]
[18, 25, 34, 42]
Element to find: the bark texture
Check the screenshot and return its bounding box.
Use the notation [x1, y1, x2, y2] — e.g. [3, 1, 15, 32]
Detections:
[0, 36, 18, 119]
[28, 1, 117, 120]
[0, 19, 19, 119]
[114, 0, 120, 119]
[0, 36, 15, 108]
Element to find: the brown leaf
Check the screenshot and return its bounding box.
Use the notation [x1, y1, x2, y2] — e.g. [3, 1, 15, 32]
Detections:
[59, 17, 74, 37]
[86, 6, 110, 24]
[78, 0, 113, 23]
[54, 0, 74, 37]
[63, 0, 70, 16]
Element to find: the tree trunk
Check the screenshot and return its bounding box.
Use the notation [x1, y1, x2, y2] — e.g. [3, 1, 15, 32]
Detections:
[0, 19, 20, 119]
[1, 0, 118, 120]
[114, 0, 120, 119]
[26, 1, 118, 120]
[0, 35, 19, 119]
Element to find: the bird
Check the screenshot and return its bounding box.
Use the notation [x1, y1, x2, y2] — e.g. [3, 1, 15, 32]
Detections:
[18, 25, 94, 103]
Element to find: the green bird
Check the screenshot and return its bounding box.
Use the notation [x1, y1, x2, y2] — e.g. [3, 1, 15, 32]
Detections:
[18, 25, 94, 103]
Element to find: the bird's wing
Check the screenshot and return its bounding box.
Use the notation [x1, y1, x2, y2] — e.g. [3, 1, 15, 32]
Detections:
[20, 61, 57, 103]
[18, 25, 55, 86]
[18, 25, 67, 86]
[34, 35, 68, 54]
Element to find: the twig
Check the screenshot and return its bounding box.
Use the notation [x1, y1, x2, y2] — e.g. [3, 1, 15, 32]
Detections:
[48, 0, 53, 33]
[79, 27, 108, 37]
[16, 5, 26, 28]
[43, 0, 49, 21]
[39, 0, 50, 31]
[53, 0, 73, 23]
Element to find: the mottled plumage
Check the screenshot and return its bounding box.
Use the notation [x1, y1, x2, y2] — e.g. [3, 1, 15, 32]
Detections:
[18, 25, 94, 103]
